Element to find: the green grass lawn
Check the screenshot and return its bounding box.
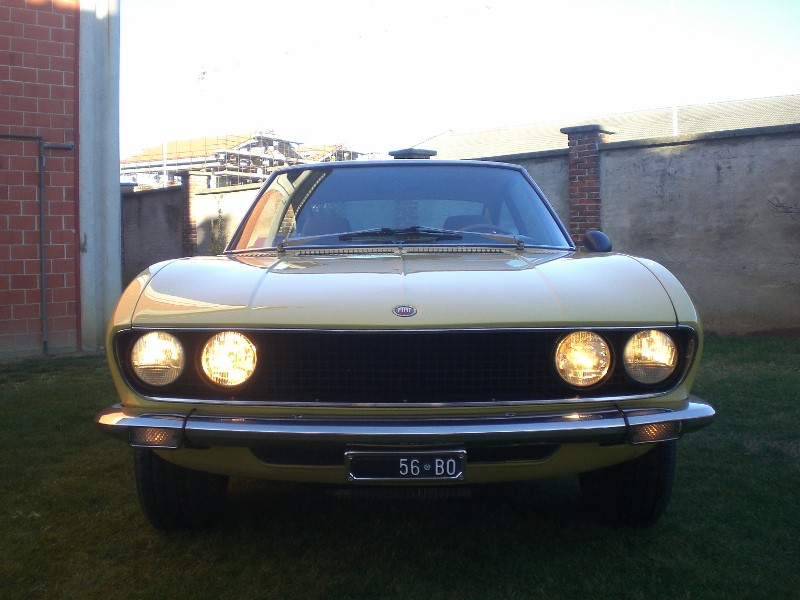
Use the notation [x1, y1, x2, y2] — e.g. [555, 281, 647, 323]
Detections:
[1, 337, 798, 600]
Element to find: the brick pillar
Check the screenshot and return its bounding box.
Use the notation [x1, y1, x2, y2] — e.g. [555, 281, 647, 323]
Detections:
[176, 171, 197, 257]
[559, 124, 613, 248]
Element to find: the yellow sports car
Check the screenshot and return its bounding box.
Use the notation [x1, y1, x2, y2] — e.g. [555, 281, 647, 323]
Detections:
[96, 158, 715, 529]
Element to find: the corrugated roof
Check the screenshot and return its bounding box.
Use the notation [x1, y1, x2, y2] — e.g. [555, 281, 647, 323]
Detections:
[424, 95, 800, 159]
[123, 134, 255, 163]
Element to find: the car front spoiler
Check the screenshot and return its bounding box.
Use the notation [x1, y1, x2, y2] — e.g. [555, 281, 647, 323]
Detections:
[95, 397, 715, 449]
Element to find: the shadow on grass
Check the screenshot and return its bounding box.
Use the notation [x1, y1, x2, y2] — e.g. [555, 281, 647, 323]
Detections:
[225, 476, 583, 533]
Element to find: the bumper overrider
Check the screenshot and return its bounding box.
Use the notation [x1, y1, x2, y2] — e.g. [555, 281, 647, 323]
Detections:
[95, 397, 715, 450]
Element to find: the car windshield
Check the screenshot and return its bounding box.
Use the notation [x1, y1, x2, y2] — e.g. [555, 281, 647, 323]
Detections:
[229, 163, 572, 251]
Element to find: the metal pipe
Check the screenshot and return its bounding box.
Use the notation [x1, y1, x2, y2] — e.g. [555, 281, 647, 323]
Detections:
[1, 134, 74, 355]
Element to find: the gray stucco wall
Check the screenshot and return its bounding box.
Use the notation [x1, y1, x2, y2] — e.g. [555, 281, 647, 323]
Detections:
[509, 152, 570, 222]
[191, 185, 261, 255]
[502, 126, 799, 335]
[121, 184, 260, 286]
[600, 129, 800, 335]
[121, 187, 185, 285]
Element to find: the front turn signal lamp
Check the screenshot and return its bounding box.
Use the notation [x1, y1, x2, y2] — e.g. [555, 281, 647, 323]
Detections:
[555, 331, 611, 387]
[130, 331, 185, 386]
[130, 426, 181, 449]
[201, 331, 257, 387]
[624, 330, 678, 384]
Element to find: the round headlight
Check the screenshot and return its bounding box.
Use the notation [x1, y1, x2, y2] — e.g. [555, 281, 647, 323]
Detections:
[555, 331, 611, 387]
[201, 331, 257, 387]
[130, 331, 185, 386]
[624, 330, 678, 384]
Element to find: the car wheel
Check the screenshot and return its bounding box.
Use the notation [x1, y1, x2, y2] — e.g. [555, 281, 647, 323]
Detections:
[133, 448, 229, 530]
[578, 440, 676, 526]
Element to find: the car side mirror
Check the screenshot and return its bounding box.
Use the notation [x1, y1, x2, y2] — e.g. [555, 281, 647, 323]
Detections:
[583, 230, 612, 253]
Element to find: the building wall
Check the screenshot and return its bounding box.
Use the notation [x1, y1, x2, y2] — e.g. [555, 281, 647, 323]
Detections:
[121, 186, 185, 285]
[601, 128, 800, 335]
[509, 152, 569, 222]
[190, 179, 260, 256]
[77, 0, 121, 353]
[0, 0, 78, 357]
[120, 180, 260, 285]
[505, 125, 800, 335]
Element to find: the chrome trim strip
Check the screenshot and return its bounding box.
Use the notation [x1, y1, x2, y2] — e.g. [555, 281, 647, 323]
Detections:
[129, 389, 682, 409]
[125, 324, 689, 334]
[95, 397, 715, 448]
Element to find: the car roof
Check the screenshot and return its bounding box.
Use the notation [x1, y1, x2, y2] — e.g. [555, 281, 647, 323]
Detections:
[273, 159, 527, 173]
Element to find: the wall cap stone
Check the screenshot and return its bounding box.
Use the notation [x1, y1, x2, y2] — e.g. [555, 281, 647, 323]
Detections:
[560, 124, 616, 135]
[600, 122, 800, 152]
[476, 148, 569, 162]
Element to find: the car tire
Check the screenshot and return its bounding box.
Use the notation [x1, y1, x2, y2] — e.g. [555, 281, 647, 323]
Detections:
[578, 440, 676, 526]
[133, 448, 229, 530]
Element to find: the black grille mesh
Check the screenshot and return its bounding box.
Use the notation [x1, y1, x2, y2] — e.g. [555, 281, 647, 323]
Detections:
[257, 330, 553, 402]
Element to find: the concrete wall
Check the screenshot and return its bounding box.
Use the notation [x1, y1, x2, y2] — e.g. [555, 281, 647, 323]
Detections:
[600, 128, 800, 335]
[191, 182, 260, 255]
[502, 125, 799, 335]
[121, 181, 260, 285]
[79, 0, 121, 352]
[508, 152, 570, 222]
[121, 187, 184, 285]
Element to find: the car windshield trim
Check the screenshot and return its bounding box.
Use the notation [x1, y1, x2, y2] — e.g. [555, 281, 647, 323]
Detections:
[227, 162, 577, 253]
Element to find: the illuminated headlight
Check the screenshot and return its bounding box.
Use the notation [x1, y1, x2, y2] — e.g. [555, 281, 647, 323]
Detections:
[130, 331, 185, 386]
[201, 331, 257, 387]
[624, 330, 678, 384]
[555, 332, 611, 387]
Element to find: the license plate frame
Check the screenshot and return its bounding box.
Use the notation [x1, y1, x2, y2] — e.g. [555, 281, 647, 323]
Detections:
[345, 449, 467, 483]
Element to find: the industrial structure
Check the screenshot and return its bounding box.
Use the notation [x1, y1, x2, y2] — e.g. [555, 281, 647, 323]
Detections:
[120, 132, 361, 190]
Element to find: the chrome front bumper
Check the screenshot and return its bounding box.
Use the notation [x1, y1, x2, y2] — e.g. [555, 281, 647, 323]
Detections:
[95, 397, 715, 449]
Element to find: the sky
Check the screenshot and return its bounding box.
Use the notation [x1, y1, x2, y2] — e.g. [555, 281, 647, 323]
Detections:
[119, 0, 800, 158]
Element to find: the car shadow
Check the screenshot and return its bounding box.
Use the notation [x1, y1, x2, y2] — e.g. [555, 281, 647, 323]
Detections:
[223, 476, 585, 533]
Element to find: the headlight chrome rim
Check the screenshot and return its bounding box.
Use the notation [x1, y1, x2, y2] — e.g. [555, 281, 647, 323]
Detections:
[623, 329, 678, 385]
[201, 331, 258, 387]
[554, 331, 612, 388]
[130, 331, 186, 387]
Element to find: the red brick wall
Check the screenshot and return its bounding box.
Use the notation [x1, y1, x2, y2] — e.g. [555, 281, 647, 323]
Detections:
[0, 0, 78, 356]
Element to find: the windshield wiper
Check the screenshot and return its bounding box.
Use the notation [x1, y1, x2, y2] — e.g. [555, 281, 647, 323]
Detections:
[276, 227, 461, 252]
[391, 226, 525, 250]
[339, 226, 463, 242]
[276, 225, 524, 252]
[466, 231, 526, 250]
[276, 233, 340, 252]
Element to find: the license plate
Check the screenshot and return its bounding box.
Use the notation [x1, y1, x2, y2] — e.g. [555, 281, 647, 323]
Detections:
[345, 449, 466, 482]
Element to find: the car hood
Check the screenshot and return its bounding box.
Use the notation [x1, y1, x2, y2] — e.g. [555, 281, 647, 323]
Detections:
[125, 249, 685, 329]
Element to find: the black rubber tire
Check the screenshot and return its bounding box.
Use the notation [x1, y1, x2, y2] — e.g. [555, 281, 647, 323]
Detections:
[133, 448, 229, 530]
[579, 440, 677, 526]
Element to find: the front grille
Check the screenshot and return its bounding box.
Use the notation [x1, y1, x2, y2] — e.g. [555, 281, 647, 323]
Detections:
[117, 328, 693, 405]
[259, 330, 556, 402]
